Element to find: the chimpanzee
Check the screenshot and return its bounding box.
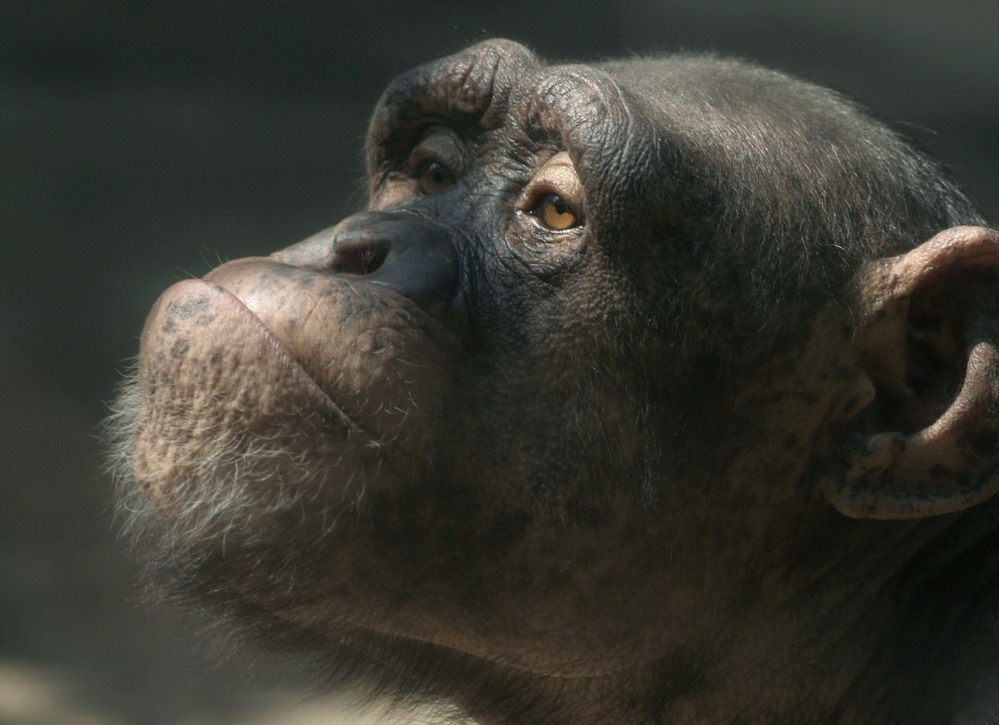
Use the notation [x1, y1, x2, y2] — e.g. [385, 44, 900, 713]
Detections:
[108, 39, 999, 724]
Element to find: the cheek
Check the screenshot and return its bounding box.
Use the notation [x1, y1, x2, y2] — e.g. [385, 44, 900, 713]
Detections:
[426, 352, 651, 551]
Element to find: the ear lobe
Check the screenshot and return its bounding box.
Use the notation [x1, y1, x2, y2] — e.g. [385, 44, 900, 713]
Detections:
[822, 226, 999, 519]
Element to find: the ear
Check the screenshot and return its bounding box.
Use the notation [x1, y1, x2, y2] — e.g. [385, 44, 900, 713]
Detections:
[821, 226, 999, 519]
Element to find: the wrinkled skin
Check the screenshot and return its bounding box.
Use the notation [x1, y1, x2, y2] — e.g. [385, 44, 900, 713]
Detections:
[111, 40, 999, 724]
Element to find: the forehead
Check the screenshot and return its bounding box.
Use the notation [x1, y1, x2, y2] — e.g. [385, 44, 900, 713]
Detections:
[372, 39, 536, 127]
[378, 43, 642, 142]
[367, 39, 655, 199]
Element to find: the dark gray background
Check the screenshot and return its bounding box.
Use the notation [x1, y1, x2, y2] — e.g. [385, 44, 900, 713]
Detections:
[2, 1, 997, 723]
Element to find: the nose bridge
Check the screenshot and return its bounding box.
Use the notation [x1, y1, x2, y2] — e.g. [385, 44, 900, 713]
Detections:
[270, 211, 461, 318]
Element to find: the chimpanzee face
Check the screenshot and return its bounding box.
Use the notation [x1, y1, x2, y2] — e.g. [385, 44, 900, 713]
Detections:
[110, 38, 999, 722]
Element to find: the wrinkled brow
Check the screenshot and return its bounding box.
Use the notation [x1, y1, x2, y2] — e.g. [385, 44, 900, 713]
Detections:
[368, 39, 539, 143]
[506, 64, 660, 216]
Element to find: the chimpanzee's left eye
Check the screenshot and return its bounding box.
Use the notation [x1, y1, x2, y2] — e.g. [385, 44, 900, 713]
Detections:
[532, 192, 580, 231]
[416, 159, 456, 195]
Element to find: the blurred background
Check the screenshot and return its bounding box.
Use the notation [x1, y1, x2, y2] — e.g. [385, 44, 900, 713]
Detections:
[2, 1, 997, 723]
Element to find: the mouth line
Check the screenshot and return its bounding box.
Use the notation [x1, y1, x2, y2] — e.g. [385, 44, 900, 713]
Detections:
[202, 280, 376, 441]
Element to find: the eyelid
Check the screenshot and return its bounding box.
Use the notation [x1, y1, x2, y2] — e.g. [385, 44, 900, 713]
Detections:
[518, 151, 585, 224]
[409, 125, 466, 177]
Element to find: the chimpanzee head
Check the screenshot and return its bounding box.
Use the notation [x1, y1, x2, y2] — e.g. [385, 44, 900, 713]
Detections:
[110, 39, 999, 723]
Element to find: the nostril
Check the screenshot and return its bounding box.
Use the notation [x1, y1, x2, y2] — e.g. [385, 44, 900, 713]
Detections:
[315, 211, 459, 317]
[330, 239, 389, 276]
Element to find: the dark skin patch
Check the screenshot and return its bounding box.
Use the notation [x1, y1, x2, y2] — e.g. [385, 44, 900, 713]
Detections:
[170, 294, 210, 320]
[170, 338, 189, 358]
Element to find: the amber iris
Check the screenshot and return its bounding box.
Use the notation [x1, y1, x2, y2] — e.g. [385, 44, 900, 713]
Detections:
[417, 159, 455, 195]
[538, 193, 578, 230]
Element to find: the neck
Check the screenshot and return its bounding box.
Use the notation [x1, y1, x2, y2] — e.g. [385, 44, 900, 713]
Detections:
[326, 508, 999, 724]
[446, 604, 969, 723]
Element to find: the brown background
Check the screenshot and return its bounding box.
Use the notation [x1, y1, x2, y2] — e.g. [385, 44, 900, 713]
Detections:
[3, 1, 997, 722]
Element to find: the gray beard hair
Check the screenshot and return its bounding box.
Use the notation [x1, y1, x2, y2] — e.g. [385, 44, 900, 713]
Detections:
[103, 370, 475, 723]
[103, 368, 371, 587]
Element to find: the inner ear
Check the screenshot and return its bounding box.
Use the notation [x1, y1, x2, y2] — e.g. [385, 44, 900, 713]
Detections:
[822, 226, 999, 519]
[896, 266, 974, 433]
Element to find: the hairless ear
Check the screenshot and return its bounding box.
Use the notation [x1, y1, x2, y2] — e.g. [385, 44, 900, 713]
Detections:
[821, 226, 999, 519]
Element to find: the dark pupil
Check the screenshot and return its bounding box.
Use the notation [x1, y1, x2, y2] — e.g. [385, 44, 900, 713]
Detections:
[550, 195, 568, 214]
[428, 162, 447, 184]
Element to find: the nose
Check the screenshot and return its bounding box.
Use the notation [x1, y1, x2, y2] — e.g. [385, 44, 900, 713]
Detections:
[272, 211, 460, 317]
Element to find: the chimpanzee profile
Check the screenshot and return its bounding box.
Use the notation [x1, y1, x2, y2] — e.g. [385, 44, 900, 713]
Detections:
[109, 39, 999, 724]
